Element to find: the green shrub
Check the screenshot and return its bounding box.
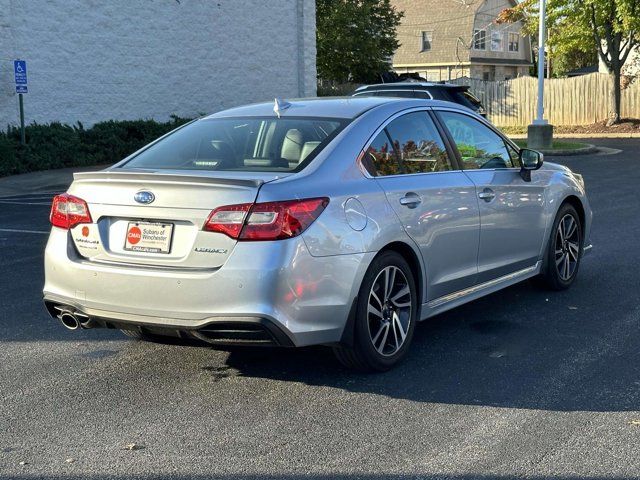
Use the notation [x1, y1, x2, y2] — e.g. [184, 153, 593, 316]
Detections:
[0, 116, 192, 177]
[0, 133, 19, 176]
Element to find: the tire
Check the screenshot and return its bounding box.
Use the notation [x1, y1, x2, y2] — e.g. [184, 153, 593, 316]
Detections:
[539, 203, 583, 290]
[333, 251, 417, 372]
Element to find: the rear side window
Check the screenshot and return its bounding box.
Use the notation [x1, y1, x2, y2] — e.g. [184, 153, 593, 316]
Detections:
[121, 117, 346, 172]
[363, 112, 452, 176]
[413, 90, 432, 99]
[373, 90, 415, 98]
[363, 131, 397, 176]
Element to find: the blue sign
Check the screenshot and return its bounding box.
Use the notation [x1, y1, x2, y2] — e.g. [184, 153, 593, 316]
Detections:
[14, 60, 27, 85]
[15, 85, 28, 94]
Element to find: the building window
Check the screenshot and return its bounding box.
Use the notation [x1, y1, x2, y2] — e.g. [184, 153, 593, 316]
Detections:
[491, 31, 503, 51]
[473, 29, 486, 50]
[421, 31, 433, 52]
[508, 33, 520, 52]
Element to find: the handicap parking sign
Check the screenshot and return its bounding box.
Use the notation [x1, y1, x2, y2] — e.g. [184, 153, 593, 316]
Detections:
[14, 60, 27, 85]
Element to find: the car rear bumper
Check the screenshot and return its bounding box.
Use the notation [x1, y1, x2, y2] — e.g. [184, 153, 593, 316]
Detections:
[43, 298, 295, 346]
[43, 228, 373, 347]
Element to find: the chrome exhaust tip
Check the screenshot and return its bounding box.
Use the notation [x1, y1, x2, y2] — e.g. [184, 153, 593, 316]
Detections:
[59, 312, 80, 330]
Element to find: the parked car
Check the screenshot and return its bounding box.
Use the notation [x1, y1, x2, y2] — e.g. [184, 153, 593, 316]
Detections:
[44, 97, 592, 371]
[353, 82, 487, 117]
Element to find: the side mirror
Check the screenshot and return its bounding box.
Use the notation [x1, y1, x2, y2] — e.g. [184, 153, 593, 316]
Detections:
[519, 148, 543, 181]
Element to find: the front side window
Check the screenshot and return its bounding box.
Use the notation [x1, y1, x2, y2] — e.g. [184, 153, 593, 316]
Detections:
[121, 117, 346, 172]
[439, 111, 514, 170]
[474, 29, 486, 50]
[421, 31, 433, 51]
[508, 32, 520, 52]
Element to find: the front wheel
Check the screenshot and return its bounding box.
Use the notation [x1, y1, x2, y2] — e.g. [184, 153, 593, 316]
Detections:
[333, 251, 417, 372]
[540, 203, 583, 290]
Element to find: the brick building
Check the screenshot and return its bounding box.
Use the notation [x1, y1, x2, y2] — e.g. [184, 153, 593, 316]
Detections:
[0, 0, 316, 126]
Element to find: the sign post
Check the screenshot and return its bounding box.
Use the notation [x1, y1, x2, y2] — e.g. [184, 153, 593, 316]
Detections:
[14, 60, 28, 145]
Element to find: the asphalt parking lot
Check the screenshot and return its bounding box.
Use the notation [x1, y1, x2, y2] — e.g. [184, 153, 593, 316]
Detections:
[1, 138, 639, 480]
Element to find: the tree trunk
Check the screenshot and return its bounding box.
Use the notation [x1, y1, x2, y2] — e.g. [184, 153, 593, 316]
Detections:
[607, 66, 622, 126]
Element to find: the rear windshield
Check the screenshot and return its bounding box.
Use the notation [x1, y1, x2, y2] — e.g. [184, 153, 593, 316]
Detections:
[448, 90, 484, 110]
[120, 117, 347, 172]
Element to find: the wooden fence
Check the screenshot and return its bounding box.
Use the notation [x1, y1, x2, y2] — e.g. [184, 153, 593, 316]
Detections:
[450, 73, 640, 126]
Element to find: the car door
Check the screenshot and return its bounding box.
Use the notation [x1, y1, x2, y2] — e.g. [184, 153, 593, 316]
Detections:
[363, 110, 480, 301]
[435, 109, 547, 283]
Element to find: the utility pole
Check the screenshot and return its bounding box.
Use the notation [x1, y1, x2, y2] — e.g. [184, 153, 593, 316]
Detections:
[527, 0, 553, 149]
[535, 0, 546, 124]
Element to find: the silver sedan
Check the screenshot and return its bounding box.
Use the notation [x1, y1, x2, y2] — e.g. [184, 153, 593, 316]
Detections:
[43, 97, 592, 371]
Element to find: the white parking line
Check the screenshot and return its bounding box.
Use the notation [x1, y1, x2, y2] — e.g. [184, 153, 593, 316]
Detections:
[0, 228, 49, 235]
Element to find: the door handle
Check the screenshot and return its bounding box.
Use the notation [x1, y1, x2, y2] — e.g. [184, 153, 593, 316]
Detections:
[399, 193, 422, 208]
[478, 188, 495, 202]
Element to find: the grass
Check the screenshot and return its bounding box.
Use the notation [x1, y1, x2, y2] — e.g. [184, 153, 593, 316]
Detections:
[513, 140, 590, 150]
[498, 126, 527, 135]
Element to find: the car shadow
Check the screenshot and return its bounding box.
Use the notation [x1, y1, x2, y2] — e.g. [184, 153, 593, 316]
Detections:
[2, 475, 639, 480]
[215, 266, 639, 413]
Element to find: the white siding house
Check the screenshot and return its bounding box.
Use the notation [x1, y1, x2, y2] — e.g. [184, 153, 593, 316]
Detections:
[598, 45, 640, 78]
[0, 0, 316, 126]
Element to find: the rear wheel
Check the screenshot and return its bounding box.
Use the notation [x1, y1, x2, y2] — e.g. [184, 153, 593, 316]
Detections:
[333, 251, 417, 372]
[540, 203, 583, 290]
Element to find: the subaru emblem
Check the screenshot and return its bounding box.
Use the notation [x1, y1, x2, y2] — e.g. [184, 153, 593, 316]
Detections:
[134, 191, 155, 205]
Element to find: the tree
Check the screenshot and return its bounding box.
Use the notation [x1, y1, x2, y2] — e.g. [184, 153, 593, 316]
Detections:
[498, 0, 640, 125]
[316, 0, 403, 84]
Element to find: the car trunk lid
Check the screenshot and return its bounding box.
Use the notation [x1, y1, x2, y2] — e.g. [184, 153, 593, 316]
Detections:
[66, 169, 286, 269]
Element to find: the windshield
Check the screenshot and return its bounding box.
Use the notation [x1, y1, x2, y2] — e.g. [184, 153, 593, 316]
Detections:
[120, 117, 347, 172]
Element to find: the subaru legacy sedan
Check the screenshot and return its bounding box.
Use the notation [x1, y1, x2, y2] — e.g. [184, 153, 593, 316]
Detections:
[44, 97, 592, 371]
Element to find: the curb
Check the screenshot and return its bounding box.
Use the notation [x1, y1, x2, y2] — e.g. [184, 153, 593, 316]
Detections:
[536, 144, 598, 156]
[507, 133, 640, 139]
[0, 165, 108, 197]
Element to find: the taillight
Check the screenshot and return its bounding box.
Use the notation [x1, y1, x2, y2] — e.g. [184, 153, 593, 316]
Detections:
[49, 194, 92, 229]
[203, 203, 252, 238]
[204, 197, 329, 241]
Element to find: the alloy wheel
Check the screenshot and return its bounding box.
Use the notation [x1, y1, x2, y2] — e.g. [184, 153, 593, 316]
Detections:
[554, 213, 580, 281]
[367, 266, 412, 357]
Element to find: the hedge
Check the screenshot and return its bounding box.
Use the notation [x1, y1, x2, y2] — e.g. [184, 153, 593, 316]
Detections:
[0, 116, 192, 177]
